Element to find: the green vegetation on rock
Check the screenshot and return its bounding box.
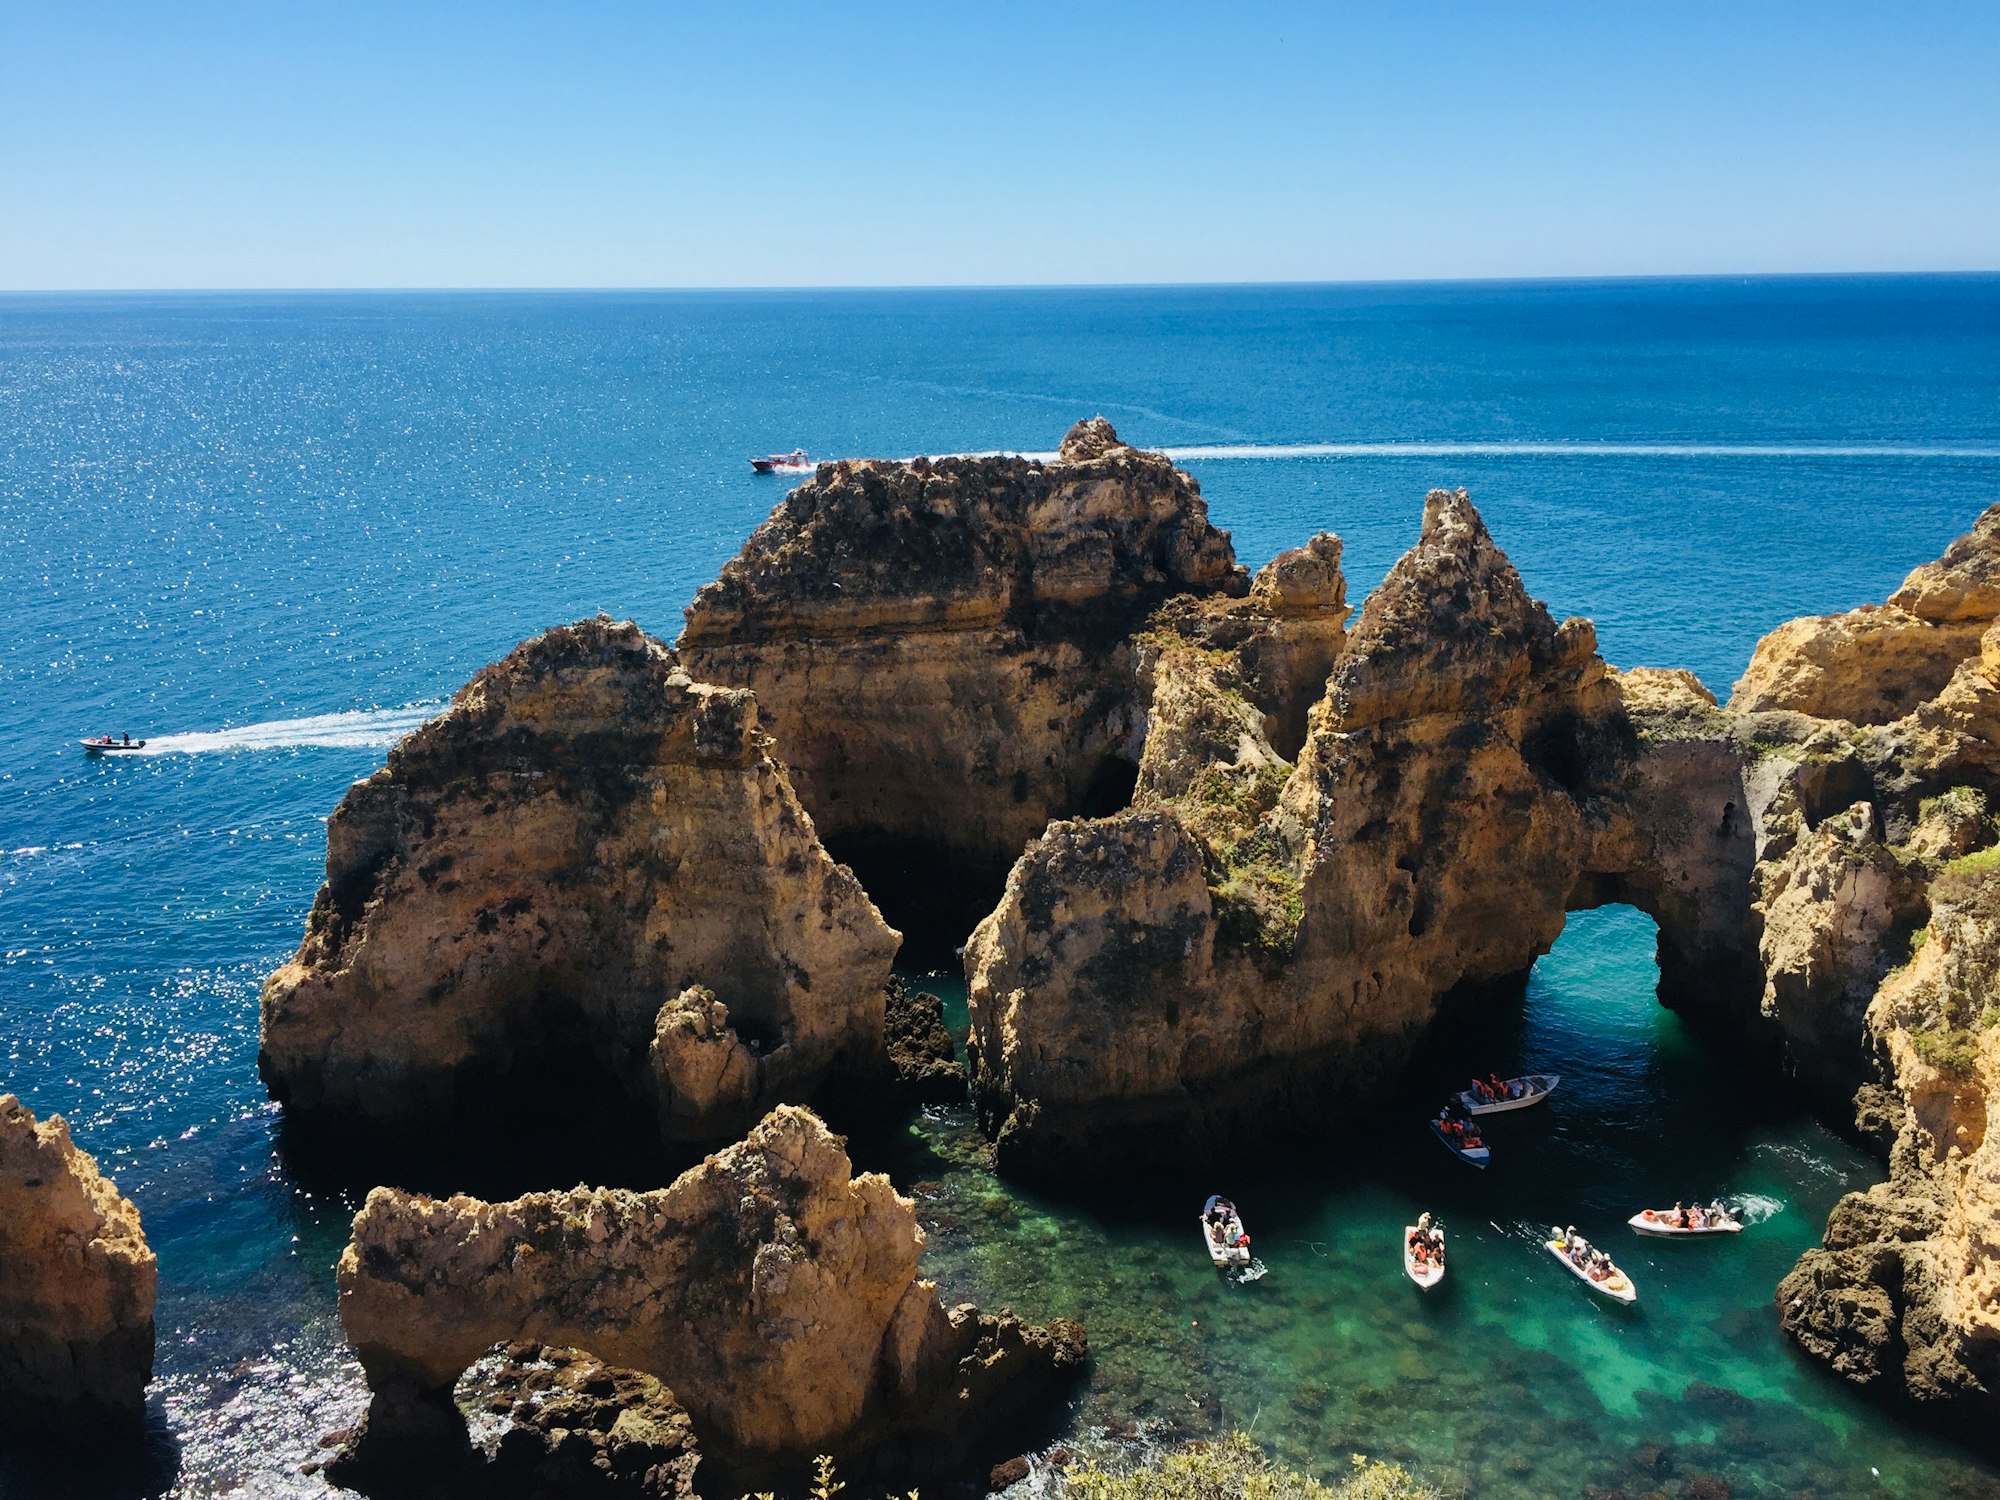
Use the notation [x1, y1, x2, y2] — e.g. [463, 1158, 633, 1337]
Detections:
[1064, 1435, 1441, 1500]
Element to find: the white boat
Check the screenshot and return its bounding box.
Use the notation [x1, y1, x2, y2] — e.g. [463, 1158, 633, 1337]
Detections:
[1200, 1194, 1251, 1269]
[1404, 1224, 1445, 1289]
[1628, 1207, 1743, 1238]
[749, 448, 812, 475]
[1429, 1118, 1490, 1168]
[81, 736, 146, 755]
[1455, 1074, 1560, 1115]
[1545, 1235, 1638, 1304]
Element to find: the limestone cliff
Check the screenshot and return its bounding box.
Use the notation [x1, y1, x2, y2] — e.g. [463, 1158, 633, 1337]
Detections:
[676, 419, 1252, 916]
[1779, 852, 2000, 1426]
[334, 1106, 1083, 1482]
[1731, 501, 2000, 723]
[0, 1095, 156, 1431]
[967, 489, 1640, 1174]
[259, 616, 898, 1147]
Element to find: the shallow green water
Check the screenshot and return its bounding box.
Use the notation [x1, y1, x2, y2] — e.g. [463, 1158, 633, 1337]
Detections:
[862, 907, 1998, 1499]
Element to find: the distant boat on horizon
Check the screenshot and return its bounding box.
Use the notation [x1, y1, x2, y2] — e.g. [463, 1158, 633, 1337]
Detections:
[750, 448, 812, 474]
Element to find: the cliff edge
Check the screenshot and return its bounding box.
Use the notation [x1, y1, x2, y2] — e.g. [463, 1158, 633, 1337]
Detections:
[0, 1095, 156, 1432]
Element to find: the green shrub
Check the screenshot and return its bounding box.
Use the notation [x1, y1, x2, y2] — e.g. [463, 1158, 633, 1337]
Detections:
[1944, 844, 2000, 879]
[741, 1439, 1438, 1500]
[1911, 1024, 1981, 1078]
[1063, 1434, 1440, 1500]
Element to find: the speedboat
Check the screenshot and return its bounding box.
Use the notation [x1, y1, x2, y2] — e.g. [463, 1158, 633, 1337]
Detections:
[1404, 1221, 1445, 1290]
[81, 735, 146, 755]
[1545, 1232, 1638, 1304]
[1455, 1074, 1560, 1115]
[1200, 1194, 1251, 1269]
[1429, 1118, 1490, 1168]
[1629, 1206, 1743, 1238]
[749, 448, 812, 474]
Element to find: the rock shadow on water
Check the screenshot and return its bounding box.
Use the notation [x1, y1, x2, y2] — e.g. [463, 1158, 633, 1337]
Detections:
[0, 1400, 182, 1500]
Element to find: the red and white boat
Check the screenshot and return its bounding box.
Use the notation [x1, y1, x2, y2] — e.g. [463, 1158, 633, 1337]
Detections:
[749, 448, 812, 475]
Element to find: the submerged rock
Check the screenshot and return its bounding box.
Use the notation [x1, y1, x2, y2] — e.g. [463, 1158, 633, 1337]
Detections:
[333, 1106, 1082, 1484]
[259, 616, 898, 1147]
[0, 1095, 156, 1432]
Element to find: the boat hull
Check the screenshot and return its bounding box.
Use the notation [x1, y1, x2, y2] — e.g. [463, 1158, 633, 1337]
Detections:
[1545, 1239, 1637, 1303]
[1200, 1194, 1250, 1268]
[1429, 1120, 1489, 1167]
[1628, 1210, 1742, 1238]
[80, 740, 145, 754]
[1456, 1074, 1560, 1115]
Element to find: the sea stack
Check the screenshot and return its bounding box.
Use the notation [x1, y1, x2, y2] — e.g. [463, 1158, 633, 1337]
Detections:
[258, 615, 900, 1147]
[331, 1105, 1084, 1485]
[0, 1095, 157, 1432]
[677, 418, 1258, 922]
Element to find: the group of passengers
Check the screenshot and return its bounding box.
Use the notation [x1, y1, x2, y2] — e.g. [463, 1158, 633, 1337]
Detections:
[1556, 1225, 1618, 1282]
[1406, 1211, 1445, 1271]
[1670, 1199, 1736, 1229]
[1467, 1073, 1524, 1104]
[1205, 1197, 1247, 1254]
[1433, 1107, 1484, 1152]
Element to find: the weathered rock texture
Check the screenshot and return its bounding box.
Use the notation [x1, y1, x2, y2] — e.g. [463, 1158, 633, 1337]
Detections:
[677, 420, 1276, 908]
[883, 976, 966, 1105]
[334, 1106, 1082, 1480]
[1779, 852, 2000, 1429]
[259, 617, 898, 1146]
[0, 1096, 156, 1431]
[1731, 502, 2000, 723]
[967, 489, 1691, 1174]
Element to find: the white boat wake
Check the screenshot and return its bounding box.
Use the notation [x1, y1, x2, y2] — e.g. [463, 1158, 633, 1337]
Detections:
[1735, 1192, 1787, 1224]
[133, 703, 444, 756]
[944, 441, 2000, 462]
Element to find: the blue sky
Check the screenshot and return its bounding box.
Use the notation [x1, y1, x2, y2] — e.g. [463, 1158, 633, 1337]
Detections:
[2, 2, 1996, 288]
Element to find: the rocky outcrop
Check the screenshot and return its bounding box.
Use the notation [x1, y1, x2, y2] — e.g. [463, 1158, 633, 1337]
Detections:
[677, 420, 1250, 916]
[326, 1342, 702, 1499]
[0, 1096, 156, 1431]
[1731, 501, 2000, 723]
[967, 489, 1644, 1174]
[1779, 852, 2000, 1427]
[883, 977, 965, 1105]
[334, 1106, 1082, 1482]
[259, 617, 898, 1147]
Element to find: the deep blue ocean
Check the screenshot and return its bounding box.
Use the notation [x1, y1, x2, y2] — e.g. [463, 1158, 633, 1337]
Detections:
[3, 278, 1999, 1498]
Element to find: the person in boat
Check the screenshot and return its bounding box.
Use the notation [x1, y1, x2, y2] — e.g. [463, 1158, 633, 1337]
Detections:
[1488, 1072, 1509, 1100]
[1710, 1198, 1732, 1224]
[1672, 1200, 1688, 1229]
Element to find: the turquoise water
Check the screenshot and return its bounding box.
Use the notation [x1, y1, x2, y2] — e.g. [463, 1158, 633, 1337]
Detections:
[886, 908, 1920, 1498]
[2, 280, 1999, 1496]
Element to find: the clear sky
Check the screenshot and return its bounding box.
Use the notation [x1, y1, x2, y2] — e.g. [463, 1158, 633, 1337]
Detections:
[3, 1, 1996, 289]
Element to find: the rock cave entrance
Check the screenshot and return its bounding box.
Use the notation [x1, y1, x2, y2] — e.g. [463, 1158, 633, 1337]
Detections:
[823, 832, 1014, 968]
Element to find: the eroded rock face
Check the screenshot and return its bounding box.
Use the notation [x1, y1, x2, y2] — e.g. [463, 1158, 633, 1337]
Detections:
[1779, 856, 2000, 1426]
[0, 1096, 156, 1431]
[1731, 502, 2000, 723]
[968, 490, 1642, 1174]
[259, 616, 898, 1147]
[334, 1106, 1082, 1479]
[677, 420, 1247, 908]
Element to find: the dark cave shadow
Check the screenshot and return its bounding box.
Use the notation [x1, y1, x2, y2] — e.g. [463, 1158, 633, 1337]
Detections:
[0, 1397, 183, 1500]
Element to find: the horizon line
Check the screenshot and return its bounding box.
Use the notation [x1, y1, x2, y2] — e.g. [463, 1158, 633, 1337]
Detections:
[3, 268, 2000, 297]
